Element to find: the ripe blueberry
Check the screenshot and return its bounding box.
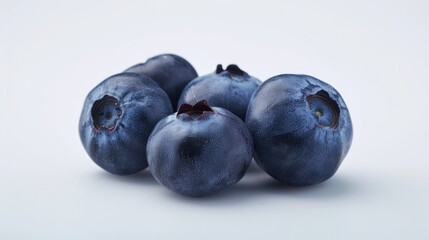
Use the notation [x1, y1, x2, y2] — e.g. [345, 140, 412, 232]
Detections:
[147, 100, 253, 197]
[178, 64, 261, 121]
[245, 74, 353, 186]
[124, 54, 198, 111]
[79, 73, 173, 175]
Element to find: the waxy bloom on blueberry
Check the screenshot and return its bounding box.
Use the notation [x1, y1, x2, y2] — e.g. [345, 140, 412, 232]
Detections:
[147, 100, 253, 197]
[178, 64, 261, 121]
[124, 54, 198, 111]
[79, 73, 173, 175]
[245, 74, 353, 186]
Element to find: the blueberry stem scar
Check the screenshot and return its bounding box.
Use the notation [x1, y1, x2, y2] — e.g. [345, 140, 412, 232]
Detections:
[215, 64, 247, 76]
[177, 100, 213, 119]
[306, 90, 340, 129]
[91, 95, 122, 131]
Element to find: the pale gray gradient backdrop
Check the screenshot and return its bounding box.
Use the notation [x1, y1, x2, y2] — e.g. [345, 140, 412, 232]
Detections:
[0, 0, 428, 239]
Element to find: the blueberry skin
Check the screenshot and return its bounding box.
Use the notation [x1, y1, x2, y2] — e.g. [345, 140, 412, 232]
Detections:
[147, 101, 253, 197]
[124, 54, 198, 111]
[245, 74, 353, 186]
[79, 73, 173, 175]
[178, 64, 261, 121]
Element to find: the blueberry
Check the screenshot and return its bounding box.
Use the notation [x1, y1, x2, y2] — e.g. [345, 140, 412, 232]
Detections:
[245, 74, 353, 186]
[178, 64, 261, 121]
[79, 73, 173, 175]
[147, 100, 253, 197]
[124, 54, 198, 111]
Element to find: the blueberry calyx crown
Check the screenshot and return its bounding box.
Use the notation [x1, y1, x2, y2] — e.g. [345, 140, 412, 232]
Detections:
[215, 64, 247, 76]
[306, 90, 340, 129]
[91, 95, 122, 131]
[177, 100, 214, 119]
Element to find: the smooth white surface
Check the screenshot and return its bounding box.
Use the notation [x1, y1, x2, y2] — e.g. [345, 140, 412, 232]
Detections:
[1, 0, 428, 239]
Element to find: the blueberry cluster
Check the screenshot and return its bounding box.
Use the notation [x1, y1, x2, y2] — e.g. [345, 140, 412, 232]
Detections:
[79, 54, 353, 197]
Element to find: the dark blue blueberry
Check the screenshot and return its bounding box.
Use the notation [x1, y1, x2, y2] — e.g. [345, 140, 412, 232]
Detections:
[178, 64, 261, 121]
[79, 73, 173, 175]
[245, 74, 353, 186]
[147, 100, 253, 197]
[124, 54, 198, 111]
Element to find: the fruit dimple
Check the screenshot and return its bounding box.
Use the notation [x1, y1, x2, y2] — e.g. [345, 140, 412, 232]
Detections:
[226, 64, 246, 76]
[307, 90, 340, 129]
[91, 95, 122, 131]
[177, 100, 214, 119]
[215, 64, 247, 76]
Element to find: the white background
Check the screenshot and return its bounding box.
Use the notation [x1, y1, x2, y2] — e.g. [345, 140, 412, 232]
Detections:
[1, 0, 428, 239]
